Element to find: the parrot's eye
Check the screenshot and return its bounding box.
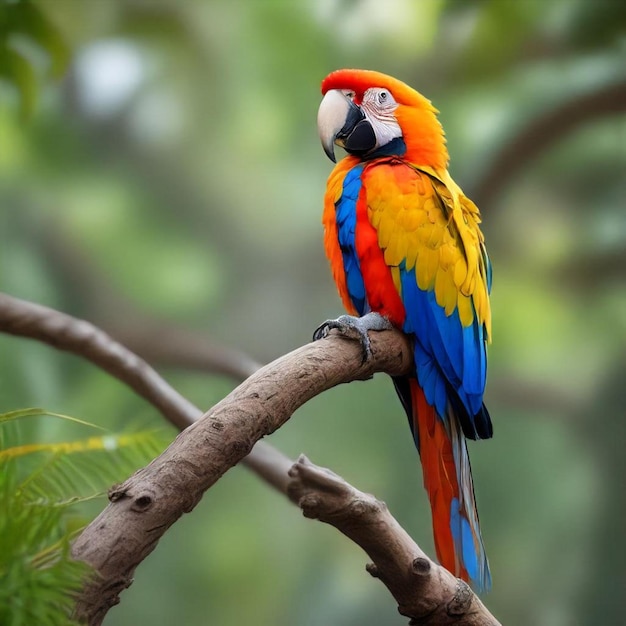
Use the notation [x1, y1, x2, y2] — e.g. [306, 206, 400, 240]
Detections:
[378, 90, 388, 104]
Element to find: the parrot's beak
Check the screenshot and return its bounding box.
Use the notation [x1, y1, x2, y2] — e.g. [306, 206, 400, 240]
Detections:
[317, 89, 376, 162]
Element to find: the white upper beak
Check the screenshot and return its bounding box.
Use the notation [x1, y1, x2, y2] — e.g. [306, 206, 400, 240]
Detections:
[317, 89, 353, 163]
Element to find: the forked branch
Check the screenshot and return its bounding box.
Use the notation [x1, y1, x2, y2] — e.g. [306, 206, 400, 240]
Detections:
[289, 456, 499, 625]
[0, 293, 499, 625]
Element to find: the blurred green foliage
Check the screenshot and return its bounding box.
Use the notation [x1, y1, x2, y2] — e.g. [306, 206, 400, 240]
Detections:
[0, 0, 68, 118]
[0, 409, 169, 625]
[1, 0, 625, 624]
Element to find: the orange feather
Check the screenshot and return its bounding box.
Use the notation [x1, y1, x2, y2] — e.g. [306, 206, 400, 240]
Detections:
[322, 157, 360, 316]
[410, 379, 470, 582]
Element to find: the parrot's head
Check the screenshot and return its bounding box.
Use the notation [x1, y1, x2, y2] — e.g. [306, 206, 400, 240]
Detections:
[317, 69, 448, 170]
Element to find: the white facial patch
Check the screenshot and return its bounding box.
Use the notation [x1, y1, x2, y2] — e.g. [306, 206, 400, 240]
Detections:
[360, 88, 402, 149]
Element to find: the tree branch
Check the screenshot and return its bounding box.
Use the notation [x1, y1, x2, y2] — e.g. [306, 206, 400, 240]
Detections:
[0, 293, 198, 429]
[288, 455, 500, 625]
[0, 293, 500, 625]
[36, 223, 263, 380]
[0, 292, 287, 491]
[69, 324, 413, 623]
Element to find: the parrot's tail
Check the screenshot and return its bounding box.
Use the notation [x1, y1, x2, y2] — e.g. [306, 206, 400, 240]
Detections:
[408, 378, 491, 592]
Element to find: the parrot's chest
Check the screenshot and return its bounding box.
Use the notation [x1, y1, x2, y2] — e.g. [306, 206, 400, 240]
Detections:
[331, 162, 412, 327]
[334, 165, 405, 321]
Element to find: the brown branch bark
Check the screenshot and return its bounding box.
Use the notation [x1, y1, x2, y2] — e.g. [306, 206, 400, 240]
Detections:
[0, 292, 287, 491]
[37, 223, 263, 380]
[288, 456, 500, 625]
[0, 293, 199, 429]
[69, 322, 413, 624]
[0, 293, 500, 625]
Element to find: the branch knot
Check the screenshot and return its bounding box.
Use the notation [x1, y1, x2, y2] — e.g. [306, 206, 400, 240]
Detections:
[411, 556, 431, 577]
[447, 581, 473, 616]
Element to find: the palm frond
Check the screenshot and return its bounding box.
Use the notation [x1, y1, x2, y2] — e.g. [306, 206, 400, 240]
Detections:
[0, 409, 173, 624]
[7, 429, 169, 505]
[0, 462, 86, 625]
[0, 407, 105, 430]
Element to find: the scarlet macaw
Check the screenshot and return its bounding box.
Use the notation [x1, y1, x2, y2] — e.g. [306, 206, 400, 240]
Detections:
[315, 69, 493, 591]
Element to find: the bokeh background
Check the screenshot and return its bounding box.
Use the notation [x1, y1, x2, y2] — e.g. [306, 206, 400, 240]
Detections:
[1, 0, 625, 624]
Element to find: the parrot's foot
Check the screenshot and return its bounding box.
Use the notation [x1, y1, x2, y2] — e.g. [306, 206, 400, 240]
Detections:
[312, 312, 392, 363]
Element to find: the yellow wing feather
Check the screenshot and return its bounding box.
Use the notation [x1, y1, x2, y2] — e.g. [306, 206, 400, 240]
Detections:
[363, 160, 491, 338]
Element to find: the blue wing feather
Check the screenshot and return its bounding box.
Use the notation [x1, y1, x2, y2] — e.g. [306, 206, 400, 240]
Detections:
[399, 264, 490, 440]
[335, 165, 367, 315]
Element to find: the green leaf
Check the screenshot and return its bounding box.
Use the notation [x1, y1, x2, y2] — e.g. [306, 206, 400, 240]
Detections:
[0, 463, 86, 625]
[0, 407, 105, 430]
[11, 429, 169, 505]
[0, 416, 170, 622]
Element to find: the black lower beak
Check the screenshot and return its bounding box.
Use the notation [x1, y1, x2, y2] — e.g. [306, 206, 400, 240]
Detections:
[336, 102, 377, 158]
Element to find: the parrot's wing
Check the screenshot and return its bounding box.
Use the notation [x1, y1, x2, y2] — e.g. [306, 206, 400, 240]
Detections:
[363, 160, 492, 440]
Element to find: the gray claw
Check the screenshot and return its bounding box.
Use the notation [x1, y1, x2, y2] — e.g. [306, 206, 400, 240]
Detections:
[312, 313, 392, 363]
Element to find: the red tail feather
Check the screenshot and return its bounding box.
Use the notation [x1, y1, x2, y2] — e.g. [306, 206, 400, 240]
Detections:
[410, 380, 466, 579]
[408, 378, 494, 590]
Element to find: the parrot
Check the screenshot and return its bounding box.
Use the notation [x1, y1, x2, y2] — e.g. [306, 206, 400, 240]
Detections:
[315, 69, 493, 592]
